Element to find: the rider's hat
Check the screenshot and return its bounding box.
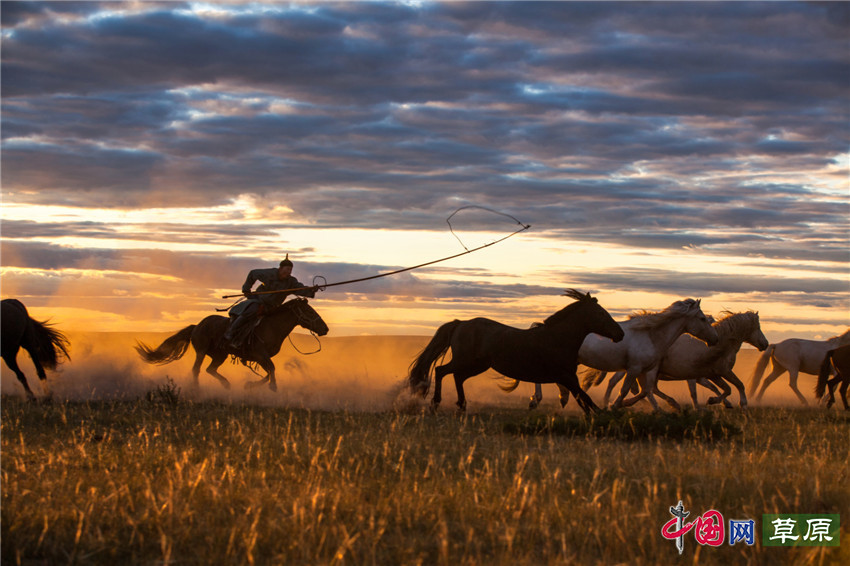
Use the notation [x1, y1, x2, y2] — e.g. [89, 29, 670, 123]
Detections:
[279, 254, 293, 268]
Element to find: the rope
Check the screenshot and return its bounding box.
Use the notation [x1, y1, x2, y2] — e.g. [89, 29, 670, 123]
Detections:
[221, 207, 530, 300]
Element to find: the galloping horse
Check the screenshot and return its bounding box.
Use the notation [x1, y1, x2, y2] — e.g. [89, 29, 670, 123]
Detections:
[408, 290, 624, 414]
[515, 298, 717, 411]
[750, 329, 850, 405]
[1, 299, 70, 400]
[815, 344, 850, 410]
[603, 311, 768, 410]
[136, 298, 329, 391]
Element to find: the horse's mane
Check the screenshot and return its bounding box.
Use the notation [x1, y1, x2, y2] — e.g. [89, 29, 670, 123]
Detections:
[713, 310, 759, 339]
[627, 298, 700, 331]
[267, 297, 307, 315]
[542, 289, 594, 327]
[827, 328, 850, 344]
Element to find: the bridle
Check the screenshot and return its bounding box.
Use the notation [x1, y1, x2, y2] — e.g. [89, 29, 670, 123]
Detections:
[286, 298, 324, 355]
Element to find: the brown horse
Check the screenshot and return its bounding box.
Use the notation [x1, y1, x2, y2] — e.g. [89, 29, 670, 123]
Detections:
[1, 299, 70, 400]
[136, 298, 328, 391]
[408, 290, 624, 414]
[815, 344, 850, 410]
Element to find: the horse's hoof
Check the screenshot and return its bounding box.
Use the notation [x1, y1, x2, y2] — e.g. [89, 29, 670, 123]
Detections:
[268, 382, 278, 392]
[528, 400, 539, 410]
[221, 380, 231, 390]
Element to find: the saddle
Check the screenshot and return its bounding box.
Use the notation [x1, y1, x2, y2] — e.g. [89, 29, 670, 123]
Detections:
[225, 303, 264, 350]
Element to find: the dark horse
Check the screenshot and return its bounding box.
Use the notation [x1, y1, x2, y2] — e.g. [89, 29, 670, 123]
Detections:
[135, 298, 329, 391]
[816, 344, 850, 410]
[408, 290, 625, 414]
[1, 298, 71, 400]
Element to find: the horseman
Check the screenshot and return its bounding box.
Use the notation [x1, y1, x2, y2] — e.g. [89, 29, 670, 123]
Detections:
[224, 254, 319, 348]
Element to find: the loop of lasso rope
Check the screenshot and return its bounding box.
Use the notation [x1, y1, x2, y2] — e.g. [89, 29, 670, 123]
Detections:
[220, 207, 531, 356]
[221, 207, 530, 300]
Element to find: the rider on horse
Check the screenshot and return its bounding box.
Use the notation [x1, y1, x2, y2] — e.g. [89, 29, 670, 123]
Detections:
[224, 254, 319, 348]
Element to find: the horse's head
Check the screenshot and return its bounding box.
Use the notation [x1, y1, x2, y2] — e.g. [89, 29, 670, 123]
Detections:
[288, 298, 329, 336]
[746, 312, 769, 351]
[548, 289, 624, 343]
[681, 299, 719, 346]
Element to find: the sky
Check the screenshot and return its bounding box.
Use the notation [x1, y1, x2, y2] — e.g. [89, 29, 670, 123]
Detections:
[1, 1, 848, 341]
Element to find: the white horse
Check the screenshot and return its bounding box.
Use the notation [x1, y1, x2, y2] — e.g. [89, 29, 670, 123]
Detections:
[509, 298, 718, 411]
[601, 311, 768, 410]
[750, 329, 850, 405]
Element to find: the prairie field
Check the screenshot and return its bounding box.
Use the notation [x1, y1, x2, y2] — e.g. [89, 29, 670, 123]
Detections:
[1, 333, 848, 565]
[2, 397, 849, 566]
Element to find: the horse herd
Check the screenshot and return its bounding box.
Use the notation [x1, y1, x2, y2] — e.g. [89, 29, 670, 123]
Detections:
[2, 294, 849, 411]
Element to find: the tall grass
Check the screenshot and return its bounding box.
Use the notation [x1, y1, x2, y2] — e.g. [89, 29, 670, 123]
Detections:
[2, 395, 847, 565]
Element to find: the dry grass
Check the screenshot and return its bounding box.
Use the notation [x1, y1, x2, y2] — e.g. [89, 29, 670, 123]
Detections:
[2, 393, 848, 565]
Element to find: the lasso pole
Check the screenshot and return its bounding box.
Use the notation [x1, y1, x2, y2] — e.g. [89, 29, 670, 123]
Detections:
[221, 222, 530, 300]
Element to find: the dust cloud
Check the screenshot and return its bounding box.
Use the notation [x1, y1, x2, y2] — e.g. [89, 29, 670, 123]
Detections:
[0, 332, 821, 411]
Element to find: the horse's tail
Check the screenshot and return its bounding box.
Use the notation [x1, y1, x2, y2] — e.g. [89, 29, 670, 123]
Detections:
[408, 320, 460, 397]
[581, 367, 605, 389]
[135, 325, 195, 365]
[749, 344, 775, 396]
[815, 349, 835, 398]
[26, 319, 71, 370]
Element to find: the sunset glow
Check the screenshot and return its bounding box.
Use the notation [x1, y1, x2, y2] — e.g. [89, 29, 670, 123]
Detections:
[2, 1, 848, 342]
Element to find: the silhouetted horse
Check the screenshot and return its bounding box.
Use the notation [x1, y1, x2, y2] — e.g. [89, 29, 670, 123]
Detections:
[1, 299, 70, 400]
[513, 297, 718, 410]
[408, 290, 624, 414]
[136, 298, 329, 391]
[750, 329, 850, 405]
[816, 344, 850, 410]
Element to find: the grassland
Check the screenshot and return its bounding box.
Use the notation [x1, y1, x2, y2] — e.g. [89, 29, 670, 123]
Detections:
[2, 390, 848, 566]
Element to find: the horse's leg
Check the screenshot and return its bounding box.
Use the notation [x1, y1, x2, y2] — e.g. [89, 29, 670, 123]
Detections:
[454, 374, 468, 412]
[430, 362, 452, 412]
[2, 352, 36, 401]
[204, 353, 232, 390]
[191, 348, 205, 388]
[558, 374, 598, 415]
[687, 380, 700, 409]
[529, 382, 543, 409]
[264, 359, 277, 392]
[611, 371, 640, 409]
[823, 373, 841, 409]
[622, 370, 663, 411]
[604, 371, 625, 406]
[450, 361, 490, 413]
[838, 375, 849, 410]
[557, 383, 571, 409]
[721, 371, 748, 408]
[706, 377, 732, 406]
[700, 378, 733, 408]
[786, 368, 808, 406]
[652, 383, 681, 411]
[618, 372, 654, 409]
[21, 343, 52, 399]
[755, 364, 786, 401]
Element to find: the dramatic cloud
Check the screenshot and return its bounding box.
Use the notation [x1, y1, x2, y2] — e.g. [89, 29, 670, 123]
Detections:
[1, 1, 848, 338]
